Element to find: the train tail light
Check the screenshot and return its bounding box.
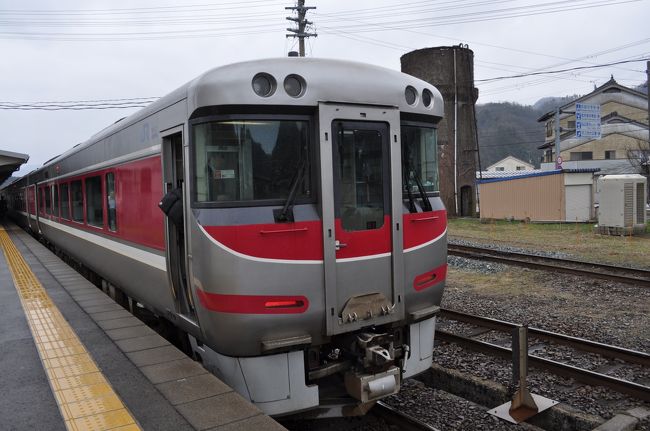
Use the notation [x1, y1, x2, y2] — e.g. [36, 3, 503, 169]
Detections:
[264, 299, 305, 309]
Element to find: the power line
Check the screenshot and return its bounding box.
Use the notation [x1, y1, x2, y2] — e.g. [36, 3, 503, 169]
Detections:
[0, 97, 158, 104]
[477, 58, 650, 83]
[0, 104, 149, 110]
[319, 0, 641, 33]
[0, 0, 287, 16]
[0, 96, 158, 110]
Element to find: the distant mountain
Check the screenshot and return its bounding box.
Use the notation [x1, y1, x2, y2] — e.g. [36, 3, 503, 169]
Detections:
[476, 80, 647, 170]
[475, 102, 546, 169]
[532, 94, 581, 114]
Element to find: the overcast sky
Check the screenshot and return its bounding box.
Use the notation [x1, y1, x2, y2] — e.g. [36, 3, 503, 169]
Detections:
[2, 0, 649, 174]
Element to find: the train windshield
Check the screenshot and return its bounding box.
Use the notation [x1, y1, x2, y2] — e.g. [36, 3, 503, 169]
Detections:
[193, 119, 310, 204]
[401, 125, 439, 194]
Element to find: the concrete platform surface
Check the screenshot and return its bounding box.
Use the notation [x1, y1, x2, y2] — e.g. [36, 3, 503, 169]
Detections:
[0, 223, 286, 431]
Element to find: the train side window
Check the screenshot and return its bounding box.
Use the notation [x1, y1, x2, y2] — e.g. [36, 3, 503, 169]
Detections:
[52, 184, 59, 217]
[106, 173, 117, 232]
[71, 180, 84, 222]
[85, 176, 103, 228]
[44, 185, 52, 215]
[60, 183, 70, 220]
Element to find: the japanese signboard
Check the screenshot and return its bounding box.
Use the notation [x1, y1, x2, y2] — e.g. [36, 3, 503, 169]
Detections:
[575, 103, 601, 139]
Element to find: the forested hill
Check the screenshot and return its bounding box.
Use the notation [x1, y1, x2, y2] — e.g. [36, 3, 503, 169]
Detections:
[475, 82, 647, 169]
[475, 102, 546, 169]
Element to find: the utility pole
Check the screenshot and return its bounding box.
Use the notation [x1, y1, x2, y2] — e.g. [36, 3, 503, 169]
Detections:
[286, 0, 317, 57]
[554, 106, 562, 169]
[646, 61, 649, 147]
[646, 61, 649, 201]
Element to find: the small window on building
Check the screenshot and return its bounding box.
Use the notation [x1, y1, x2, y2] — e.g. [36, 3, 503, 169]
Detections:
[85, 176, 103, 228]
[545, 149, 553, 163]
[496, 167, 505, 171]
[44, 185, 52, 215]
[567, 120, 576, 129]
[60, 183, 70, 220]
[106, 173, 117, 232]
[546, 121, 553, 137]
[605, 150, 616, 160]
[71, 180, 84, 222]
[570, 151, 593, 161]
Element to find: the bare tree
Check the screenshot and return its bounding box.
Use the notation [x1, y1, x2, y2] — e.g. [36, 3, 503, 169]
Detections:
[627, 139, 650, 200]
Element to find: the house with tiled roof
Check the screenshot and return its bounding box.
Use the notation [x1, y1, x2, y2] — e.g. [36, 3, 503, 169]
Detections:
[537, 76, 648, 175]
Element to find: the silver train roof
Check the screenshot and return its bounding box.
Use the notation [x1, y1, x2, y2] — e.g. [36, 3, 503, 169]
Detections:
[187, 57, 444, 117]
[52, 58, 444, 166]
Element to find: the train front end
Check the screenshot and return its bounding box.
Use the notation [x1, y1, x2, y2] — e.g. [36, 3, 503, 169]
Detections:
[185, 58, 446, 416]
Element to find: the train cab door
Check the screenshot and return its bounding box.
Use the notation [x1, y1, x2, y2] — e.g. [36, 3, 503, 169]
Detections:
[319, 103, 405, 336]
[162, 129, 197, 324]
[27, 184, 38, 232]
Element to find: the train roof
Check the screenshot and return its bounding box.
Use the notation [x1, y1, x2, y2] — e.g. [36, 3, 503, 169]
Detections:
[45, 57, 444, 169]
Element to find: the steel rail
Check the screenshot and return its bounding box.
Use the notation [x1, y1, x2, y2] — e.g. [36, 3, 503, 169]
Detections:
[447, 244, 650, 288]
[440, 309, 650, 367]
[435, 330, 650, 402]
[373, 401, 440, 431]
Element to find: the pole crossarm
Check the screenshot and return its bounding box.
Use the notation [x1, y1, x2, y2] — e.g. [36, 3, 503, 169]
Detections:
[285, 0, 317, 57]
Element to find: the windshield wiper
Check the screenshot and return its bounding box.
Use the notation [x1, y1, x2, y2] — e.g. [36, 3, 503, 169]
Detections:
[411, 167, 433, 212]
[403, 162, 418, 213]
[403, 145, 432, 213]
[274, 157, 307, 223]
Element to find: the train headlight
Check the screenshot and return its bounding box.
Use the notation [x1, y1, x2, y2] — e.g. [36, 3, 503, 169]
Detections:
[405, 86, 418, 106]
[422, 89, 433, 108]
[284, 74, 306, 98]
[252, 73, 276, 97]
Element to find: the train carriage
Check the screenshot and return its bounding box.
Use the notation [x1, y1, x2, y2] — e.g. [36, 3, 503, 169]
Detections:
[2, 57, 447, 417]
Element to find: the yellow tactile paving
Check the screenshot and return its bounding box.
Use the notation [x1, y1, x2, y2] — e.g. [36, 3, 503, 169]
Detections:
[0, 227, 142, 431]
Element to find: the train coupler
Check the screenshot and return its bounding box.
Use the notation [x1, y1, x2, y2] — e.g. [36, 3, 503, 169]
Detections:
[344, 366, 401, 403]
[355, 332, 396, 368]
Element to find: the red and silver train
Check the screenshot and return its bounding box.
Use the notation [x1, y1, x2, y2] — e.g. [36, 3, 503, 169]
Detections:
[2, 58, 447, 416]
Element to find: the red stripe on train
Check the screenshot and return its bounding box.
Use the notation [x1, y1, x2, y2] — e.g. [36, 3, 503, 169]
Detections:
[403, 209, 447, 250]
[196, 289, 309, 314]
[202, 221, 324, 260]
[201, 209, 446, 261]
[333, 215, 391, 259]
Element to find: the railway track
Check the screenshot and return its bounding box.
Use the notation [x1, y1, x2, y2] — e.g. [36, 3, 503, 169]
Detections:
[372, 401, 440, 431]
[447, 243, 650, 288]
[436, 308, 650, 402]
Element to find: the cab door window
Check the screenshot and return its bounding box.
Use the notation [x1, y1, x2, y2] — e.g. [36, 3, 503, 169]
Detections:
[106, 173, 117, 232]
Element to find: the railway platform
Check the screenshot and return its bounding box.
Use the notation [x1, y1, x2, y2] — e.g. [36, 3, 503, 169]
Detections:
[0, 222, 286, 431]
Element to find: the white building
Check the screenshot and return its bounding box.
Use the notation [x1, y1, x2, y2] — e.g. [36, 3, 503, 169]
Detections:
[485, 156, 535, 172]
[537, 77, 648, 176]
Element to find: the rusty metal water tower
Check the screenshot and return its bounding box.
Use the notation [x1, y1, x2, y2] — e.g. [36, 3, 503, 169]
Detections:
[401, 45, 479, 217]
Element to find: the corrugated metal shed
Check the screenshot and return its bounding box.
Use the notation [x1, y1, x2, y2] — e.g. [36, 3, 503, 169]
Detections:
[478, 169, 598, 222]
